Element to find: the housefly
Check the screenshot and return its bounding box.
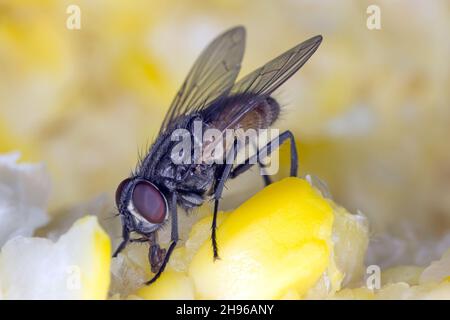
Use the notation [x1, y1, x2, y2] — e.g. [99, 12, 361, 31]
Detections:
[113, 26, 322, 284]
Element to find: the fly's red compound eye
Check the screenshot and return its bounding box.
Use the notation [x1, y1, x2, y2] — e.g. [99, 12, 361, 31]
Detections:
[115, 178, 131, 207]
[132, 181, 167, 224]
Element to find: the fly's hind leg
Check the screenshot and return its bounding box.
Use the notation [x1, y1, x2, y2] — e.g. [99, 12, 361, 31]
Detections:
[258, 159, 272, 186]
[250, 139, 272, 186]
[230, 130, 298, 180]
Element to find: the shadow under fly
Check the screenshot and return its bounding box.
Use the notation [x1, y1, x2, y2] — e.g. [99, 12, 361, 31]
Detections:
[113, 26, 322, 284]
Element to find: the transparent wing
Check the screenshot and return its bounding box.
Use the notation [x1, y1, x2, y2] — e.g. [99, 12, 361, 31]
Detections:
[159, 26, 246, 134]
[214, 35, 322, 131]
[231, 35, 322, 96]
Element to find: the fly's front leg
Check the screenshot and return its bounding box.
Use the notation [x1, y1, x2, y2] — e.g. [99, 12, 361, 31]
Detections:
[112, 224, 130, 258]
[148, 234, 166, 273]
[230, 130, 298, 180]
[146, 193, 178, 285]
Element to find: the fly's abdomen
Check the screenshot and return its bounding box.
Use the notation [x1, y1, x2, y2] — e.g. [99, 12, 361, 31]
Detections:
[205, 93, 280, 132]
[236, 96, 280, 130]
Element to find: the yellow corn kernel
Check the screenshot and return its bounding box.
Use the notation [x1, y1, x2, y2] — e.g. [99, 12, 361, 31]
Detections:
[135, 270, 195, 300]
[189, 177, 334, 299]
[132, 177, 369, 300]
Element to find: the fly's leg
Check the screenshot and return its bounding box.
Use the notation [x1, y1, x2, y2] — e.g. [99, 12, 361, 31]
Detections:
[130, 237, 149, 243]
[146, 193, 178, 285]
[257, 156, 272, 186]
[211, 140, 238, 260]
[112, 224, 130, 258]
[250, 139, 272, 186]
[260, 169, 272, 185]
[211, 197, 221, 260]
[145, 241, 176, 285]
[149, 243, 166, 273]
[230, 130, 298, 180]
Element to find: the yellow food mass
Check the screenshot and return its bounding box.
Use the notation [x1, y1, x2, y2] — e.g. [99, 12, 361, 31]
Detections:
[189, 177, 334, 299]
[77, 216, 112, 300]
[132, 177, 369, 300]
[135, 270, 195, 300]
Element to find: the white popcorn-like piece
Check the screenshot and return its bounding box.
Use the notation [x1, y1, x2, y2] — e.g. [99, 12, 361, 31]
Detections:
[0, 152, 50, 247]
[420, 247, 450, 284]
[0, 216, 111, 299]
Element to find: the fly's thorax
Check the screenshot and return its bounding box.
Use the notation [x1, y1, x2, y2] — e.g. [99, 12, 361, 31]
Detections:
[157, 161, 216, 193]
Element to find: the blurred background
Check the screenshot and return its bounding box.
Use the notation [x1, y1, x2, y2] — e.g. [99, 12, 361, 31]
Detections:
[0, 1, 449, 267]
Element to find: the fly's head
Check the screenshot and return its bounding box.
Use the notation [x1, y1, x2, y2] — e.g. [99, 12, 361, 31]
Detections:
[115, 177, 169, 236]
